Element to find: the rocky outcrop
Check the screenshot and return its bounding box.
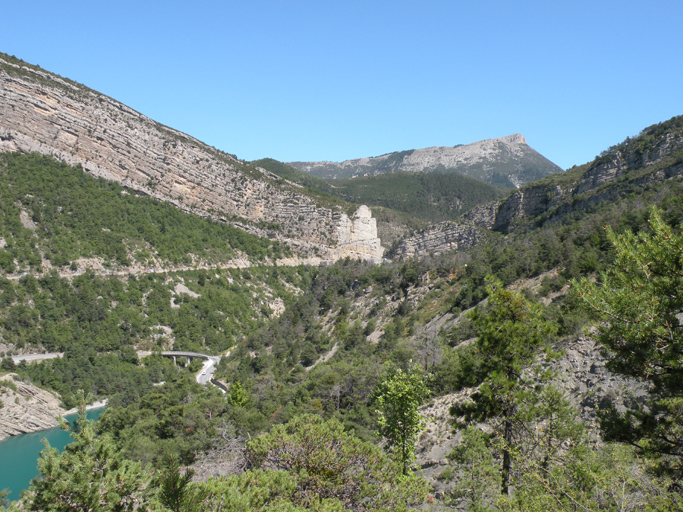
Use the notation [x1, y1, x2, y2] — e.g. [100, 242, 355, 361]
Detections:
[0, 54, 384, 263]
[383, 119, 683, 261]
[491, 123, 683, 232]
[332, 206, 384, 262]
[288, 133, 562, 187]
[392, 222, 480, 260]
[0, 374, 66, 441]
[461, 201, 499, 229]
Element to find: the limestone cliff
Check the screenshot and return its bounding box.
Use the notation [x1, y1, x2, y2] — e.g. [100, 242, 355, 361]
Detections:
[0, 374, 66, 441]
[492, 121, 683, 231]
[0, 54, 383, 263]
[332, 205, 384, 262]
[391, 222, 480, 260]
[389, 116, 683, 260]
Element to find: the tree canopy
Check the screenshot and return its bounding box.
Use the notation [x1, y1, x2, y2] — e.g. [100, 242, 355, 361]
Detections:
[574, 208, 683, 474]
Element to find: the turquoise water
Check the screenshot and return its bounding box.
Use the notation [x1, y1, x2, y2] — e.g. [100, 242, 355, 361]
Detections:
[0, 408, 104, 501]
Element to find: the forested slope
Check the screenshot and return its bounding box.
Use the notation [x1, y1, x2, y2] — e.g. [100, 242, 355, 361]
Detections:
[3, 117, 683, 510]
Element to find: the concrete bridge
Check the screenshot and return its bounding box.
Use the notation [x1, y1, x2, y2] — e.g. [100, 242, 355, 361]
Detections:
[3, 350, 226, 391]
[137, 351, 224, 390]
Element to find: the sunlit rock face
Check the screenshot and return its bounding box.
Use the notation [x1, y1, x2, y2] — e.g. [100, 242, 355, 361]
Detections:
[392, 222, 480, 260]
[0, 55, 385, 263]
[0, 374, 66, 440]
[332, 206, 384, 262]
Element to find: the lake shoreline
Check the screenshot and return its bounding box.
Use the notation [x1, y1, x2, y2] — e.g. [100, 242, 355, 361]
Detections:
[64, 399, 109, 415]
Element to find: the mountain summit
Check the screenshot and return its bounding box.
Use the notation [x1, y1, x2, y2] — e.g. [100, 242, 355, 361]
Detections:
[288, 134, 562, 188]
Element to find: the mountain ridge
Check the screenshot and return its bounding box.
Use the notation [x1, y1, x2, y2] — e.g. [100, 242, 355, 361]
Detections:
[287, 133, 562, 188]
[0, 53, 384, 263]
[391, 114, 683, 260]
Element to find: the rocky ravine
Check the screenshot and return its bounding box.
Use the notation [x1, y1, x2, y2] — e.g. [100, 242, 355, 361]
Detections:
[0, 54, 383, 263]
[288, 134, 562, 187]
[0, 374, 67, 441]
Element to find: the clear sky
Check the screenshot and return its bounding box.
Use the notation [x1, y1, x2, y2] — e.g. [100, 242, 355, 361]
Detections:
[1, 1, 681, 170]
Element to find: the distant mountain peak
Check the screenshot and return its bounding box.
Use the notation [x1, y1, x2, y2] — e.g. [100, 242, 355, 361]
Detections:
[499, 133, 526, 145]
[287, 134, 560, 188]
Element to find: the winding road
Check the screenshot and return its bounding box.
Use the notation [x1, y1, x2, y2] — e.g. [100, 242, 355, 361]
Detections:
[6, 350, 225, 390]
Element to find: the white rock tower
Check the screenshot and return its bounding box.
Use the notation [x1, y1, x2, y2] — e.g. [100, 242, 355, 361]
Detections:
[333, 205, 384, 262]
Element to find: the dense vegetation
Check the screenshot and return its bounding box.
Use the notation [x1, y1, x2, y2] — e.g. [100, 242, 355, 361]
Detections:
[2, 116, 683, 509]
[0, 152, 284, 271]
[0, 264, 305, 407]
[255, 159, 508, 224]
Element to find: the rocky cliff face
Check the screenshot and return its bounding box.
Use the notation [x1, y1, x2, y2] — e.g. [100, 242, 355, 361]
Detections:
[391, 222, 480, 260]
[0, 54, 383, 263]
[390, 118, 683, 260]
[288, 133, 562, 188]
[332, 205, 384, 262]
[0, 374, 66, 441]
[492, 126, 683, 231]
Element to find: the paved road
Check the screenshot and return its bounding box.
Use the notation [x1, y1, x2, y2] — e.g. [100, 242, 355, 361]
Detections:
[3, 255, 325, 281]
[137, 350, 221, 387]
[9, 352, 63, 363]
[6, 350, 223, 390]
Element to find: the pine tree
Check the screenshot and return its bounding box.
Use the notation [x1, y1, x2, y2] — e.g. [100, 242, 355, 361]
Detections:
[158, 455, 208, 512]
[574, 207, 683, 474]
[24, 391, 149, 511]
[451, 276, 556, 495]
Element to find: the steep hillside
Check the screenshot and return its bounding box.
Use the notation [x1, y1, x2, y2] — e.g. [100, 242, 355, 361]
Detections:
[0, 53, 383, 263]
[287, 134, 562, 188]
[0, 152, 284, 273]
[255, 159, 509, 248]
[393, 115, 683, 260]
[490, 115, 683, 232]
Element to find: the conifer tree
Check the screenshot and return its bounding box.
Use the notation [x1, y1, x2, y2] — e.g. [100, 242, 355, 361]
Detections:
[24, 391, 149, 511]
[574, 207, 683, 473]
[451, 276, 556, 495]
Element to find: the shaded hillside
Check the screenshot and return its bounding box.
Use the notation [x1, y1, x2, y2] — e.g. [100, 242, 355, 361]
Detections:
[255, 159, 507, 222]
[287, 134, 562, 187]
[326, 172, 508, 222]
[252, 158, 336, 196]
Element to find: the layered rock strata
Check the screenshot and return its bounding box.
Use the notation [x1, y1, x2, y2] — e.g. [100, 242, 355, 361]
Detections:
[392, 222, 479, 260]
[492, 129, 683, 231]
[0, 55, 383, 262]
[0, 374, 66, 441]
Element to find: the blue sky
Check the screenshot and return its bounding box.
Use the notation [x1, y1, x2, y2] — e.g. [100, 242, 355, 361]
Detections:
[2, 1, 681, 170]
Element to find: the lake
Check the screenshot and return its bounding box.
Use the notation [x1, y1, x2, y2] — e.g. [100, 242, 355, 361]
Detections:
[0, 408, 104, 501]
